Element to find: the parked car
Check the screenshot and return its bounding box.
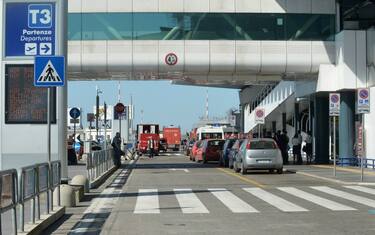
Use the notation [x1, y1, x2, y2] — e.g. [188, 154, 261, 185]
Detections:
[190, 141, 202, 161]
[228, 139, 245, 169]
[196, 139, 225, 163]
[233, 138, 283, 175]
[219, 139, 236, 167]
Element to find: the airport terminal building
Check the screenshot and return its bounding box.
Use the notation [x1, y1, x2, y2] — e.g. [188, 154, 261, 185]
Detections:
[0, 0, 374, 170]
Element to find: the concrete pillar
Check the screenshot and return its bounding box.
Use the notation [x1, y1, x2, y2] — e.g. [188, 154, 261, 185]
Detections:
[313, 95, 329, 164]
[294, 102, 300, 134]
[272, 121, 276, 133]
[339, 91, 355, 164]
[282, 113, 287, 131]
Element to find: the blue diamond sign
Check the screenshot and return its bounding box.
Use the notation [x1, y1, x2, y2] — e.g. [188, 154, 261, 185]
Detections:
[34, 56, 65, 87]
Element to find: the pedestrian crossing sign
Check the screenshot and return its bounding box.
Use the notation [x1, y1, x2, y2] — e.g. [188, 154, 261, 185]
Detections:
[34, 56, 65, 87]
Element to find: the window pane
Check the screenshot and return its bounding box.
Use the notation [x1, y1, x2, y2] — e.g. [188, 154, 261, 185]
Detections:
[236, 14, 285, 40]
[82, 13, 132, 40]
[133, 13, 184, 40]
[68, 13, 81, 40]
[184, 13, 236, 40]
[286, 14, 335, 41]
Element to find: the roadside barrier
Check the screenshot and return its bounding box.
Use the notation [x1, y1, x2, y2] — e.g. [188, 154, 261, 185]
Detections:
[337, 157, 375, 169]
[0, 161, 61, 234]
[86, 149, 114, 185]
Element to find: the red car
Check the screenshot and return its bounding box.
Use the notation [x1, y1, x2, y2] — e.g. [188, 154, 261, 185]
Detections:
[189, 141, 202, 161]
[196, 139, 225, 163]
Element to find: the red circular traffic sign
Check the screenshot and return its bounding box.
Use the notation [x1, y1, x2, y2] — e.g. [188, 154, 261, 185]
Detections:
[330, 94, 339, 103]
[114, 103, 125, 113]
[256, 109, 264, 118]
[165, 53, 178, 66]
[359, 89, 369, 99]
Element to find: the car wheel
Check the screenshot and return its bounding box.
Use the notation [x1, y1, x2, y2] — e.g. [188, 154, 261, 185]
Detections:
[277, 168, 283, 174]
[240, 162, 246, 175]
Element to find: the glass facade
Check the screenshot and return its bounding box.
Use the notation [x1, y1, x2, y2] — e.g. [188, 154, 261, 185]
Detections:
[68, 13, 335, 41]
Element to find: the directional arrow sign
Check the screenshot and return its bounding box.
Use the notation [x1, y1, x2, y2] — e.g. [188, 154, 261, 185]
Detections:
[169, 168, 189, 173]
[69, 107, 81, 119]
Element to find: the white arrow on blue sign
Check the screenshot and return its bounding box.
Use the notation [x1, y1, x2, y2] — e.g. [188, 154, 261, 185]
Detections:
[70, 108, 81, 119]
[34, 56, 65, 87]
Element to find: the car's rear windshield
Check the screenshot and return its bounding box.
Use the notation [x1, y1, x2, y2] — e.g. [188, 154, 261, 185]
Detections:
[250, 140, 276, 149]
[208, 140, 225, 148]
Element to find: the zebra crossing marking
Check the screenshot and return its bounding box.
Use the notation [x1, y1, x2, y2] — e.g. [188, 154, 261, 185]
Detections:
[208, 188, 259, 213]
[311, 186, 375, 208]
[243, 188, 308, 212]
[134, 189, 160, 214]
[278, 187, 356, 211]
[344, 186, 375, 195]
[174, 189, 209, 214]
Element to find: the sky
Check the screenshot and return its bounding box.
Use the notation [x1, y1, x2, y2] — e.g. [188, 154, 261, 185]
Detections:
[68, 80, 239, 133]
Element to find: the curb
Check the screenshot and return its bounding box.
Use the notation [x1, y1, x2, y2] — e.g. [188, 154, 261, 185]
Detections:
[19, 206, 65, 235]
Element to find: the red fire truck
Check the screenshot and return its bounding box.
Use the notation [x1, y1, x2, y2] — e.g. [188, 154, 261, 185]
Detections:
[136, 124, 160, 155]
[163, 127, 181, 151]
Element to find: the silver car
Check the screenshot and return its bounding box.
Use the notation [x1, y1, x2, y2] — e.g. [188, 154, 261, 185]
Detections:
[233, 138, 283, 175]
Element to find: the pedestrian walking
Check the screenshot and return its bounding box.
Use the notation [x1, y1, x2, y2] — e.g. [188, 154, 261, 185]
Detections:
[304, 131, 313, 164]
[67, 135, 77, 165]
[112, 132, 123, 167]
[280, 130, 289, 165]
[292, 131, 303, 164]
[147, 138, 155, 158]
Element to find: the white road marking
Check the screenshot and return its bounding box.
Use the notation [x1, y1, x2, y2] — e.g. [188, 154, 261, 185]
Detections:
[344, 186, 375, 195]
[208, 188, 258, 213]
[243, 188, 308, 212]
[311, 186, 375, 208]
[134, 189, 160, 214]
[278, 187, 356, 211]
[174, 189, 209, 214]
[169, 168, 189, 173]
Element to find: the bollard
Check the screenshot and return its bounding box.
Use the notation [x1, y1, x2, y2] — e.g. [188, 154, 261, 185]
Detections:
[60, 184, 75, 207]
[71, 175, 89, 193]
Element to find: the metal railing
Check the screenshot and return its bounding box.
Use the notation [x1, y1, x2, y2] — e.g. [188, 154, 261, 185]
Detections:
[0, 161, 61, 234]
[0, 169, 18, 235]
[337, 157, 375, 169]
[86, 149, 115, 184]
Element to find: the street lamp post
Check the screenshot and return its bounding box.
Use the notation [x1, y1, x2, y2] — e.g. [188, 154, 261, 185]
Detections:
[96, 86, 102, 141]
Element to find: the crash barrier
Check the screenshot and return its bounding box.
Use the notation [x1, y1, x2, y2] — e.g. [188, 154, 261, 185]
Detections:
[337, 157, 375, 169]
[86, 148, 114, 184]
[0, 161, 61, 234]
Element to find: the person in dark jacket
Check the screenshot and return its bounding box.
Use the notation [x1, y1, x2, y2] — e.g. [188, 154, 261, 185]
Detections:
[112, 132, 123, 167]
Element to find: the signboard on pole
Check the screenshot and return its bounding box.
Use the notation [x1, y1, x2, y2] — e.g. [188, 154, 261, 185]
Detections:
[254, 108, 265, 124]
[34, 56, 65, 87]
[5, 2, 56, 57]
[69, 107, 80, 119]
[357, 88, 370, 114]
[329, 93, 340, 116]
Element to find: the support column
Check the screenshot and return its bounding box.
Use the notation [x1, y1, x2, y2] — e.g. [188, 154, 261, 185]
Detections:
[313, 95, 329, 164]
[339, 91, 355, 165]
[282, 113, 286, 131]
[294, 102, 300, 134]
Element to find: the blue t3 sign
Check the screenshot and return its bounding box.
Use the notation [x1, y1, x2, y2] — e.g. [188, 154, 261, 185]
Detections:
[5, 2, 56, 57]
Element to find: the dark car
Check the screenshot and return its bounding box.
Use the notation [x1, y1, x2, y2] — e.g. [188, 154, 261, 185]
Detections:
[219, 138, 237, 167]
[228, 139, 245, 169]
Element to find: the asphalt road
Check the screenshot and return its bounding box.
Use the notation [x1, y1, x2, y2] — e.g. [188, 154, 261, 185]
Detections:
[97, 152, 375, 235]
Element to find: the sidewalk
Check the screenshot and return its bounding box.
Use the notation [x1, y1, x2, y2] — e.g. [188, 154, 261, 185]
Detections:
[285, 164, 375, 185]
